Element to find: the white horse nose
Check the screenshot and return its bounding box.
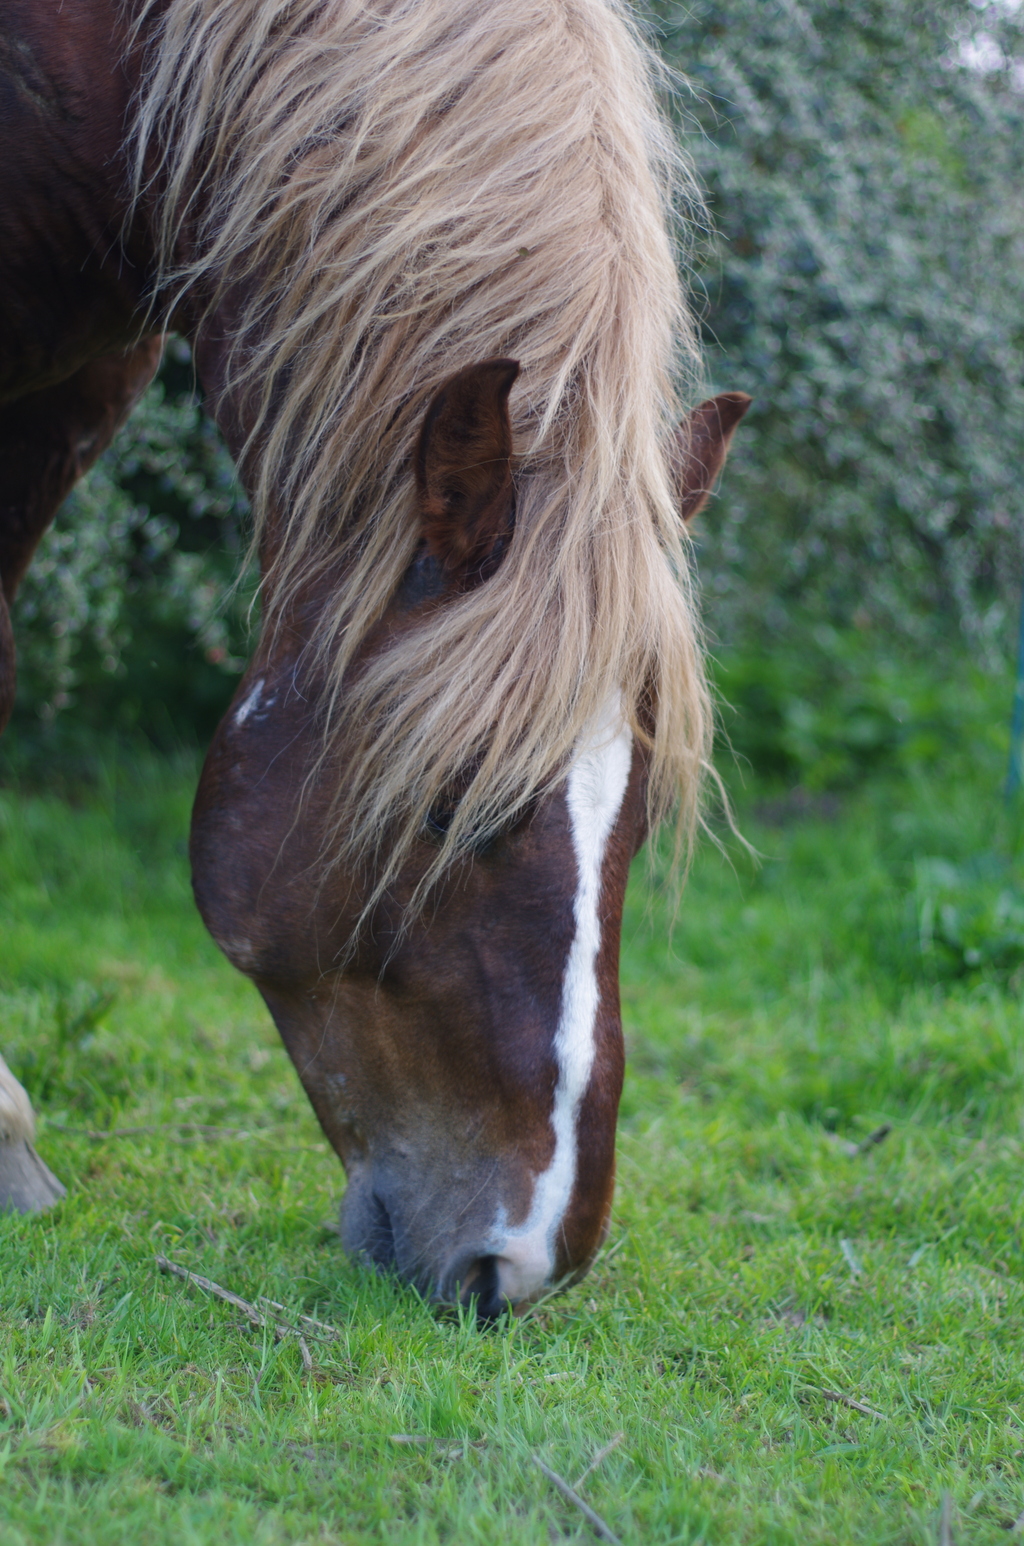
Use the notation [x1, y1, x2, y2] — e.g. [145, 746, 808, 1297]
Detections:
[451, 1234, 552, 1316]
[492, 1238, 552, 1305]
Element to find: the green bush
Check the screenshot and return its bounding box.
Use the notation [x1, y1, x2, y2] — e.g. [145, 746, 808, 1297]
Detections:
[653, 0, 1024, 658]
[713, 626, 1013, 789]
[10, 340, 253, 749]
[9, 982, 122, 1114]
[914, 855, 1024, 979]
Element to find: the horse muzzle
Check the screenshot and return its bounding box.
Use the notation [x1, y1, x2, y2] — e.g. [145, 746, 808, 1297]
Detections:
[339, 1161, 564, 1317]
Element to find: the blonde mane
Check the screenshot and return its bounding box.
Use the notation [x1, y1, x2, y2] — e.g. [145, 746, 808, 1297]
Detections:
[130, 0, 713, 911]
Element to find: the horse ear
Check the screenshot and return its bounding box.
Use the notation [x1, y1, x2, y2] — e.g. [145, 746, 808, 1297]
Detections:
[671, 391, 752, 524]
[415, 358, 519, 578]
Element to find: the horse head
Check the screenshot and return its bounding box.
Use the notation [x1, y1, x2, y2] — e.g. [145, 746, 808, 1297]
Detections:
[190, 362, 748, 1316]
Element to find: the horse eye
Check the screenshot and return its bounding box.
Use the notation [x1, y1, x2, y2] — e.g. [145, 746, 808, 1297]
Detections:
[424, 806, 454, 842]
[423, 804, 499, 855]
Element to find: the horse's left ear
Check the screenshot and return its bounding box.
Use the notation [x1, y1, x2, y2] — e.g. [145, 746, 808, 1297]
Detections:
[415, 357, 519, 580]
[671, 391, 752, 524]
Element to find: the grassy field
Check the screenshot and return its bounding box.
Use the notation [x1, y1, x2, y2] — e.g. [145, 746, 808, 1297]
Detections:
[1, 725, 1023, 1545]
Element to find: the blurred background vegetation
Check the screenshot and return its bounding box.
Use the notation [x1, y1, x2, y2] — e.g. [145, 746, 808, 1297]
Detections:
[4, 0, 1023, 798]
[7, 338, 252, 767]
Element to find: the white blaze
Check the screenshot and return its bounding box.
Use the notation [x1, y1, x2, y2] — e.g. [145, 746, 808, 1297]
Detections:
[491, 696, 632, 1303]
[234, 677, 266, 727]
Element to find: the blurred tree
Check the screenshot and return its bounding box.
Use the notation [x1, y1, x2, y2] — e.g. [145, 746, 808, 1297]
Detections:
[653, 0, 1024, 662]
[9, 338, 252, 747]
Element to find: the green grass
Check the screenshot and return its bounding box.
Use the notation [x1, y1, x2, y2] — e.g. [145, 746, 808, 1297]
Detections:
[1, 738, 1023, 1545]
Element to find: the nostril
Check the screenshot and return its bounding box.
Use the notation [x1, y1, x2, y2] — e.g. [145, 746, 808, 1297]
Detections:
[458, 1254, 508, 1321]
[367, 1192, 396, 1268]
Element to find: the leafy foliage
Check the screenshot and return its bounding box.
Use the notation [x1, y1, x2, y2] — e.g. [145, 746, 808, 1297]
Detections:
[11, 983, 121, 1113]
[713, 626, 1011, 788]
[10, 339, 252, 742]
[914, 854, 1024, 978]
[653, 0, 1024, 658]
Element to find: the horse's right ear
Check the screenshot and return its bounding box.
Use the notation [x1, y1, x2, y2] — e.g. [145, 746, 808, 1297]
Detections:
[671, 391, 752, 524]
[415, 358, 519, 582]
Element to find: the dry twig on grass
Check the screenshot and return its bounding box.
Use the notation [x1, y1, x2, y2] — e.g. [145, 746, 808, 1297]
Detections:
[389, 1435, 487, 1459]
[839, 1238, 863, 1277]
[258, 1297, 340, 1339]
[940, 1491, 954, 1546]
[573, 1432, 625, 1491]
[156, 1256, 267, 1324]
[819, 1388, 887, 1420]
[155, 1256, 318, 1373]
[829, 1124, 893, 1158]
[533, 1456, 622, 1545]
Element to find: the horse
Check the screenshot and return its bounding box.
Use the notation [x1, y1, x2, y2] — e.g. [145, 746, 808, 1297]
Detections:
[0, 0, 749, 1315]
